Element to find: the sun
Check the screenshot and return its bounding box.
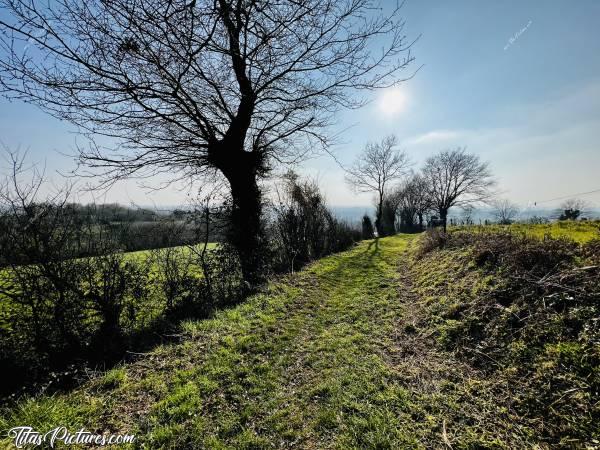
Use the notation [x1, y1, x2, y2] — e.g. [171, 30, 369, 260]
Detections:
[377, 87, 407, 116]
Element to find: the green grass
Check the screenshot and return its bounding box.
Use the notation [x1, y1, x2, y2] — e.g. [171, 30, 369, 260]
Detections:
[2, 236, 423, 448]
[1, 225, 598, 448]
[453, 220, 600, 243]
[123, 242, 217, 263]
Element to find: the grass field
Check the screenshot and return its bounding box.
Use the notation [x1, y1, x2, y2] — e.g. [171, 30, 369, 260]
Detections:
[0, 242, 217, 332]
[123, 243, 217, 263]
[1, 222, 598, 448]
[453, 220, 600, 243]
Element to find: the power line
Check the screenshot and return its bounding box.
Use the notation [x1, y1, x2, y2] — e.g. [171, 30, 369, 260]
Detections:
[534, 188, 600, 205]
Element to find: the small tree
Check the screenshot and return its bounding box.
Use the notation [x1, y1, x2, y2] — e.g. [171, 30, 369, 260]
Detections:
[492, 199, 520, 225]
[346, 135, 411, 235]
[460, 205, 475, 225]
[394, 174, 432, 231]
[557, 198, 589, 221]
[422, 148, 495, 231]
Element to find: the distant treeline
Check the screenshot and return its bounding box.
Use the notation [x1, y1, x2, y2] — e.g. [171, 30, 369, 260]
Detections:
[70, 203, 160, 223]
[0, 203, 226, 267]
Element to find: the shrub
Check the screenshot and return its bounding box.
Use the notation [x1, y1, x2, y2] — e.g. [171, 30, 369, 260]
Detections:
[270, 173, 360, 273]
[151, 247, 196, 312]
[195, 243, 244, 311]
[582, 238, 600, 264]
[81, 253, 155, 360]
[470, 233, 577, 275]
[417, 228, 448, 255]
[361, 215, 374, 239]
[378, 198, 397, 236]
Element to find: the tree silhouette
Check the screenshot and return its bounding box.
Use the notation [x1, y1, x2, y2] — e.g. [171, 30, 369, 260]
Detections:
[422, 148, 495, 232]
[557, 198, 589, 221]
[492, 198, 520, 225]
[0, 0, 416, 287]
[345, 135, 411, 236]
[393, 174, 432, 231]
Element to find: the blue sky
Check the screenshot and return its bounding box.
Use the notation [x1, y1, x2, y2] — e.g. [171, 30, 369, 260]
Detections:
[1, 0, 600, 209]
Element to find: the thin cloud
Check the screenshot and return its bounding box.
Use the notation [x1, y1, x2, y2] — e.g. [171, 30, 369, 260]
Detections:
[404, 130, 465, 145]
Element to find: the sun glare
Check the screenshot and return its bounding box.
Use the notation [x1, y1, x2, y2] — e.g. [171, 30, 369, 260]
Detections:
[378, 87, 407, 116]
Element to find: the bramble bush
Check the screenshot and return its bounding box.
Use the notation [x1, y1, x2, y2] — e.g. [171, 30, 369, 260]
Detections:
[416, 228, 600, 444]
[269, 173, 361, 273]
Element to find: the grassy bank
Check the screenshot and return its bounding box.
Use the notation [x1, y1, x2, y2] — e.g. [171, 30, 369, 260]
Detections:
[412, 226, 600, 447]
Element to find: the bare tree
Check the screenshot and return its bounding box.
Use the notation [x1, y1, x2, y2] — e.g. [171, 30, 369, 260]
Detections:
[492, 198, 520, 225]
[0, 0, 416, 288]
[345, 135, 411, 235]
[393, 173, 432, 231]
[557, 198, 590, 221]
[422, 148, 495, 231]
[460, 204, 475, 226]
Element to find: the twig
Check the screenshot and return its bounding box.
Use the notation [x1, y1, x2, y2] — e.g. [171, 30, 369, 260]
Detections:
[126, 351, 151, 356]
[442, 420, 453, 449]
[464, 346, 501, 367]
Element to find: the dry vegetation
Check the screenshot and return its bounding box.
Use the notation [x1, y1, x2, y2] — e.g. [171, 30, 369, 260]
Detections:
[413, 226, 600, 447]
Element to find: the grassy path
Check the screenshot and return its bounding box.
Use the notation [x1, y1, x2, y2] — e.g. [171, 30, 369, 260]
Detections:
[2, 234, 526, 448]
[130, 235, 418, 448]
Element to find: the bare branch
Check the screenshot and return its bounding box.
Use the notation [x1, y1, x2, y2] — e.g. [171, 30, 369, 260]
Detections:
[422, 147, 496, 230]
[345, 134, 411, 234]
[0, 0, 417, 183]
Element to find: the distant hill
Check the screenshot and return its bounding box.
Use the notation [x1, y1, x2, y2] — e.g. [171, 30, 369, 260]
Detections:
[447, 207, 600, 223]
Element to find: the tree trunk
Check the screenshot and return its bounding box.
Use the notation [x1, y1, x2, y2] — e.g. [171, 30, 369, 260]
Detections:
[209, 136, 265, 292]
[440, 209, 448, 232]
[375, 192, 384, 237]
[221, 156, 264, 292]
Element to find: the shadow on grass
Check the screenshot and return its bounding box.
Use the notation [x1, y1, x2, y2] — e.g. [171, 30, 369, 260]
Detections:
[0, 296, 236, 404]
[2, 239, 371, 404]
[366, 237, 380, 253]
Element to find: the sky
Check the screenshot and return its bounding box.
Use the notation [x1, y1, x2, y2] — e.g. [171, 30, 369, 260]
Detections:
[1, 0, 600, 210]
